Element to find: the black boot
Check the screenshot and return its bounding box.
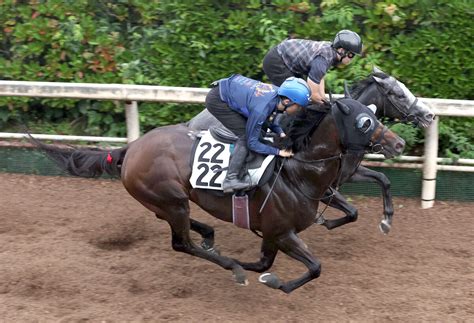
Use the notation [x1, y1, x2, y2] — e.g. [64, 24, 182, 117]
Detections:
[222, 139, 250, 193]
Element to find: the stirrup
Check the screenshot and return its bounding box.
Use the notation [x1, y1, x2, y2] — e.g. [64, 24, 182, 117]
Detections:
[222, 179, 250, 193]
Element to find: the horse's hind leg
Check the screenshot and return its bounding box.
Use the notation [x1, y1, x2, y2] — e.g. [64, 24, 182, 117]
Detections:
[155, 207, 247, 285]
[234, 239, 278, 272]
[258, 232, 321, 294]
[190, 218, 216, 252]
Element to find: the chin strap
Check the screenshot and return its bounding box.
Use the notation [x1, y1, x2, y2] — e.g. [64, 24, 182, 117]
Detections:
[280, 99, 295, 112]
[331, 46, 343, 64]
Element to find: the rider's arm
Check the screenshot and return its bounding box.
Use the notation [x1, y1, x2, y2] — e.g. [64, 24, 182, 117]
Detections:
[268, 122, 284, 136]
[246, 112, 280, 156]
[308, 57, 330, 104]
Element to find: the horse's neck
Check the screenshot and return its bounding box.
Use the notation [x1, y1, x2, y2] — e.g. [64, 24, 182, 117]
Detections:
[281, 113, 341, 202]
[311, 113, 341, 154]
[356, 84, 386, 119]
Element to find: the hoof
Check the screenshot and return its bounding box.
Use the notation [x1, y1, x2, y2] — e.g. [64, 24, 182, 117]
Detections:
[258, 273, 281, 289]
[379, 219, 391, 235]
[232, 267, 248, 286]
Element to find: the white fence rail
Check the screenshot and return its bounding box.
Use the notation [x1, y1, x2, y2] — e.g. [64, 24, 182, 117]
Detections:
[0, 80, 473, 208]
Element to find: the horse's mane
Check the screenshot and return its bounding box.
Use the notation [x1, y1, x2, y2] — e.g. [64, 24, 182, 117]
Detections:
[278, 105, 330, 153]
[350, 71, 388, 99]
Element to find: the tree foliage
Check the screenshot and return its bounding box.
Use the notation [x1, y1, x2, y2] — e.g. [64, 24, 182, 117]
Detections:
[0, 0, 472, 157]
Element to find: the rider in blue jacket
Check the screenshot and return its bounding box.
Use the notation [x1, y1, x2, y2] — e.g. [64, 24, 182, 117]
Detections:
[206, 74, 311, 193]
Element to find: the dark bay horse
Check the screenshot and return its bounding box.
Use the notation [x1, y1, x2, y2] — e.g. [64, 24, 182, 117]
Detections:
[188, 66, 435, 233]
[32, 98, 404, 293]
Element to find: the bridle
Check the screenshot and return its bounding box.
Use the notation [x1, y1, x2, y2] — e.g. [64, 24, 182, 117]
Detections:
[375, 80, 420, 126]
[368, 123, 388, 154]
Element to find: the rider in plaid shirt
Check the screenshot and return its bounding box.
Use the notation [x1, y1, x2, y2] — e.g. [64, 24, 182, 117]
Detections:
[263, 30, 362, 105]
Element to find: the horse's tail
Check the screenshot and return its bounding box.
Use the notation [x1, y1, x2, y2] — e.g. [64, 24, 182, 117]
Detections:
[28, 135, 127, 178]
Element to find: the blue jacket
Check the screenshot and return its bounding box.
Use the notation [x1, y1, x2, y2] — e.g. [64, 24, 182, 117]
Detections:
[218, 74, 282, 156]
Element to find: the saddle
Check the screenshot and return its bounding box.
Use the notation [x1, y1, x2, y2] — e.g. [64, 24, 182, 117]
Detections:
[209, 126, 277, 177]
[209, 126, 237, 144]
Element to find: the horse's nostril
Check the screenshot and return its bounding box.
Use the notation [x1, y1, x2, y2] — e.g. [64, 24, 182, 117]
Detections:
[396, 142, 405, 151]
[426, 113, 435, 121]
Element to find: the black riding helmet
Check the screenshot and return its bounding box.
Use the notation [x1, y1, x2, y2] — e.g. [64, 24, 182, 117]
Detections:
[332, 30, 362, 55]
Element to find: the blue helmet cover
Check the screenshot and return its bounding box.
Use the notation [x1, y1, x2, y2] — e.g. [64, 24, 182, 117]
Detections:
[277, 77, 312, 107]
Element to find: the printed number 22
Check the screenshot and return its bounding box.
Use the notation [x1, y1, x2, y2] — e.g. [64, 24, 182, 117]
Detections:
[196, 143, 225, 187]
[196, 164, 223, 187]
[198, 143, 224, 163]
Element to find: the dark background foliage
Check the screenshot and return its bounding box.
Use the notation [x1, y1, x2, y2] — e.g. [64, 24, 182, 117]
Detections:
[0, 0, 472, 157]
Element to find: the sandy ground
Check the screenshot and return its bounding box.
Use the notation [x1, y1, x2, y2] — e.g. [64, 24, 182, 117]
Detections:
[0, 173, 472, 322]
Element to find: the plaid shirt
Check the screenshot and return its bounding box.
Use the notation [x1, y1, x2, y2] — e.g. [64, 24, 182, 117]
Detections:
[277, 39, 338, 75]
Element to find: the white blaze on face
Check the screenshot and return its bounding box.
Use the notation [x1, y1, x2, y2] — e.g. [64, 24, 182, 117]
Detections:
[417, 100, 432, 114]
[397, 81, 416, 109]
[397, 80, 435, 126]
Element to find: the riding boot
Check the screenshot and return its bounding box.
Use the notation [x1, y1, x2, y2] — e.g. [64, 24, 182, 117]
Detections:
[222, 139, 250, 193]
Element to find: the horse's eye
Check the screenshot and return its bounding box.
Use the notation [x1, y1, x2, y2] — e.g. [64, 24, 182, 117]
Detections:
[397, 94, 407, 100]
[357, 117, 373, 133]
[392, 88, 405, 98]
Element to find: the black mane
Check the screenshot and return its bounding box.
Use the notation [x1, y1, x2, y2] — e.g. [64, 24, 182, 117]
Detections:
[278, 105, 329, 153]
[350, 72, 388, 99]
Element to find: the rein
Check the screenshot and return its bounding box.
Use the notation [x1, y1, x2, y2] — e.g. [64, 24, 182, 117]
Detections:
[258, 158, 286, 214]
[292, 152, 345, 222]
[289, 152, 343, 202]
[292, 153, 342, 164]
[257, 152, 343, 214]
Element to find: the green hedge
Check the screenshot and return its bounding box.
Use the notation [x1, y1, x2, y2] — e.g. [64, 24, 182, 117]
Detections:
[0, 0, 472, 157]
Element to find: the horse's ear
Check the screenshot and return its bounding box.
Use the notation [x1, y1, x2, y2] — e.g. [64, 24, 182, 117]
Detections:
[336, 101, 351, 115]
[373, 75, 395, 89]
[373, 66, 386, 75]
[343, 81, 352, 98]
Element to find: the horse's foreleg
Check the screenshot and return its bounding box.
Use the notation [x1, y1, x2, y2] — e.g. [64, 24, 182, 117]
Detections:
[318, 190, 358, 230]
[190, 218, 216, 252]
[234, 239, 278, 272]
[258, 232, 321, 294]
[349, 165, 394, 234]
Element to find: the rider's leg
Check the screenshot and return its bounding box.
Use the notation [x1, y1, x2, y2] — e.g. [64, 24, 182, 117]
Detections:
[262, 46, 294, 86]
[222, 137, 250, 193]
[206, 87, 250, 193]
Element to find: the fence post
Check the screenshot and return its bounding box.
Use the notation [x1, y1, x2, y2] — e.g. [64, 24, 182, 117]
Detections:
[421, 116, 439, 209]
[125, 101, 140, 142]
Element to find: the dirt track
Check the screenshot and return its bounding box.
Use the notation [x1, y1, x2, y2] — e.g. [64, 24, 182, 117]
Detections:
[0, 173, 472, 322]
